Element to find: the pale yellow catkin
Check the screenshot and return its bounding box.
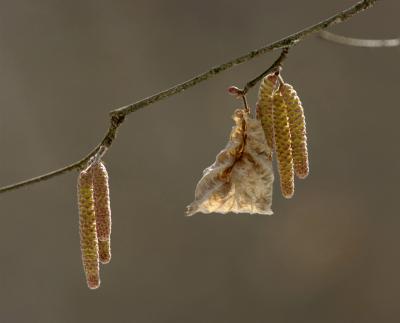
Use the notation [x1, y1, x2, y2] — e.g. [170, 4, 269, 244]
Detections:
[273, 92, 294, 198]
[77, 170, 100, 289]
[98, 239, 111, 264]
[281, 83, 309, 179]
[256, 73, 278, 153]
[92, 162, 111, 242]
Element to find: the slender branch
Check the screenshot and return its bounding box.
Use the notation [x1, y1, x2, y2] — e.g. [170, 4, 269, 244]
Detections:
[319, 30, 400, 47]
[110, 0, 378, 118]
[242, 48, 289, 94]
[0, 0, 379, 194]
[0, 114, 124, 193]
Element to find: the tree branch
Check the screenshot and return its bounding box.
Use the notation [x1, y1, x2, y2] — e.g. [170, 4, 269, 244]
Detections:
[0, 0, 379, 194]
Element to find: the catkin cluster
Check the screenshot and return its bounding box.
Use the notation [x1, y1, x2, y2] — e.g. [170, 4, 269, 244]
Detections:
[77, 162, 112, 289]
[256, 73, 309, 198]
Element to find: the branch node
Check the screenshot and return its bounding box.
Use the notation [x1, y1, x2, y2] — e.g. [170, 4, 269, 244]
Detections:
[242, 48, 289, 94]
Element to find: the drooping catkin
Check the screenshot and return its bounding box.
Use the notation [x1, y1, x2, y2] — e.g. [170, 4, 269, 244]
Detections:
[92, 162, 111, 242]
[77, 170, 100, 289]
[256, 73, 278, 152]
[281, 83, 309, 179]
[98, 239, 111, 264]
[273, 92, 294, 198]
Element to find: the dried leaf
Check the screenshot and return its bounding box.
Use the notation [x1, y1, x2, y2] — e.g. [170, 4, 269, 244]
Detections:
[186, 109, 274, 216]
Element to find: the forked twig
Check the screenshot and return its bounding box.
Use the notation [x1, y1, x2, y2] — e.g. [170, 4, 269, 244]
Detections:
[0, 0, 382, 194]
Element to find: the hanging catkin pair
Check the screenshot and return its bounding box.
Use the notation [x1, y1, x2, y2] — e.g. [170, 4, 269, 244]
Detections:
[257, 73, 309, 199]
[77, 162, 112, 289]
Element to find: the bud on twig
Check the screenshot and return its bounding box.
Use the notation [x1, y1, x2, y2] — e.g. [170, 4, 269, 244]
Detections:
[227, 86, 244, 98]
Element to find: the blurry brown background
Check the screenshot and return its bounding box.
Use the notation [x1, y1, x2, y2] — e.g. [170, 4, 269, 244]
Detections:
[0, 0, 399, 322]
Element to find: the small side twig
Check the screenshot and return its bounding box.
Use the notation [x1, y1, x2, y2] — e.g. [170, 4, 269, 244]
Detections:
[242, 95, 249, 112]
[242, 47, 289, 94]
[277, 74, 285, 90]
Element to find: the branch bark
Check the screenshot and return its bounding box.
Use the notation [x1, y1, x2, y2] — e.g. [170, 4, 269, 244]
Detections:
[0, 0, 378, 194]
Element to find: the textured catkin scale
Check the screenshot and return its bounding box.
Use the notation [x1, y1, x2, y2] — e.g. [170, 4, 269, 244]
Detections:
[281, 83, 309, 179]
[78, 170, 100, 289]
[273, 93, 294, 198]
[256, 73, 278, 153]
[98, 240, 111, 264]
[92, 162, 111, 242]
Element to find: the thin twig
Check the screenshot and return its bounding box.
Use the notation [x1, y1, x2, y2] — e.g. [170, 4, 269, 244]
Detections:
[0, 114, 125, 193]
[319, 30, 400, 47]
[242, 95, 249, 113]
[242, 47, 289, 94]
[0, 0, 379, 194]
[277, 74, 285, 89]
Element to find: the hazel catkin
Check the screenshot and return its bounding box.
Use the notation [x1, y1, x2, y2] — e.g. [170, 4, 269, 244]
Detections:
[281, 83, 309, 179]
[256, 73, 278, 153]
[77, 170, 100, 289]
[92, 162, 111, 242]
[273, 92, 294, 198]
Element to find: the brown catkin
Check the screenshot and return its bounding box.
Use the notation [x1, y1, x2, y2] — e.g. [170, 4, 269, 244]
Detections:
[92, 162, 111, 242]
[98, 239, 111, 264]
[273, 92, 294, 198]
[77, 170, 100, 289]
[256, 73, 278, 153]
[281, 83, 309, 179]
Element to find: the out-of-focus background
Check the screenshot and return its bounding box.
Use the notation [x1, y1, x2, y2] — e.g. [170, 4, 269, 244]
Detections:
[0, 0, 399, 322]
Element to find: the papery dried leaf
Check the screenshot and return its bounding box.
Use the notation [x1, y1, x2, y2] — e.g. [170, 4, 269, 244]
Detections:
[257, 73, 278, 152]
[186, 109, 274, 216]
[281, 83, 309, 179]
[273, 93, 294, 198]
[92, 162, 111, 241]
[77, 170, 100, 289]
